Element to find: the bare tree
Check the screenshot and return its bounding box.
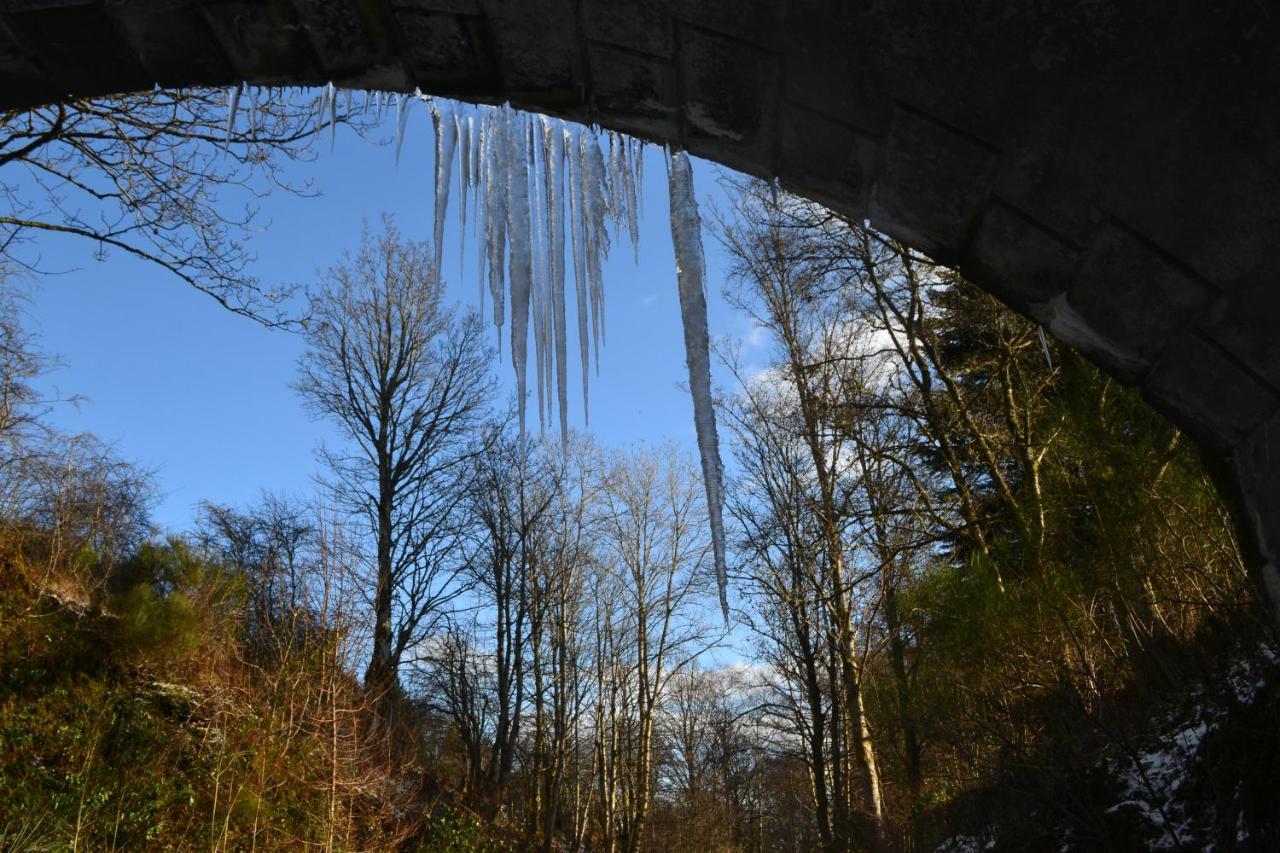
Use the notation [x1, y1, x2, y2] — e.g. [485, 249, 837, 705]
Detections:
[0, 283, 52, 446]
[593, 444, 718, 853]
[1, 89, 375, 325]
[715, 179, 894, 850]
[196, 493, 318, 648]
[458, 427, 560, 806]
[295, 219, 495, 699]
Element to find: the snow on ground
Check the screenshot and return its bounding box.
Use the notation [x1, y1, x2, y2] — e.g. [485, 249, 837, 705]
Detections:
[935, 831, 995, 853]
[932, 642, 1276, 852]
[1104, 643, 1276, 851]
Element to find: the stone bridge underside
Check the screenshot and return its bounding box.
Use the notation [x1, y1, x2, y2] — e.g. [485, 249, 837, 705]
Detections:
[2, 0, 1279, 611]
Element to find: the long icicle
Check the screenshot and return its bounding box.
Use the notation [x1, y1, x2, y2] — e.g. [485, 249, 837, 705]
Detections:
[394, 93, 411, 166]
[506, 108, 534, 445]
[621, 136, 641, 263]
[667, 149, 729, 623]
[457, 112, 469, 282]
[633, 135, 645, 219]
[431, 102, 457, 279]
[328, 82, 338, 151]
[475, 113, 489, 326]
[543, 117, 569, 448]
[226, 83, 242, 141]
[485, 110, 508, 359]
[530, 120, 548, 435]
[566, 125, 591, 424]
[582, 131, 610, 372]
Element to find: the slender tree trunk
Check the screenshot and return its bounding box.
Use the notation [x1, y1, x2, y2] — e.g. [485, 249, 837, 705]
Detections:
[885, 584, 922, 802]
[366, 471, 396, 703]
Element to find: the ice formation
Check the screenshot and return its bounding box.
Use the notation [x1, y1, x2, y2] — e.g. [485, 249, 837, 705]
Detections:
[228, 85, 731, 613]
[668, 150, 729, 623]
[226, 84, 241, 140]
[1037, 325, 1055, 371]
[431, 104, 457, 280]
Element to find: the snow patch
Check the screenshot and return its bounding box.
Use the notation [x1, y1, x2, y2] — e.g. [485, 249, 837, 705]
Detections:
[686, 102, 745, 141]
[934, 831, 996, 853]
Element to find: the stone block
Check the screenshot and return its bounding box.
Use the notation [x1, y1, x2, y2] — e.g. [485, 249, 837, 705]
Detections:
[1234, 408, 1280, 567]
[292, 0, 378, 77]
[395, 10, 496, 95]
[961, 200, 1081, 312]
[869, 104, 996, 259]
[5, 2, 151, 94]
[678, 22, 778, 172]
[779, 0, 888, 134]
[671, 0, 782, 49]
[391, 0, 481, 12]
[1142, 331, 1280, 452]
[1203, 278, 1280, 393]
[1066, 221, 1213, 369]
[0, 18, 59, 106]
[480, 0, 578, 99]
[777, 102, 876, 211]
[587, 42, 678, 142]
[200, 1, 322, 84]
[106, 0, 233, 87]
[583, 0, 673, 59]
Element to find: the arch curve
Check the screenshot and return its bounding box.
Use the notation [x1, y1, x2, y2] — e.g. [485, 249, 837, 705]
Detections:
[2, 0, 1278, 610]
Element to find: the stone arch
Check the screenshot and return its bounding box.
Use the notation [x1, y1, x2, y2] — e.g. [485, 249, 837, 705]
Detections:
[2, 0, 1277, 609]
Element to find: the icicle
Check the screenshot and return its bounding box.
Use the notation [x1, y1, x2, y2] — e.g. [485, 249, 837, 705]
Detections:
[566, 126, 591, 423]
[530, 121, 548, 435]
[539, 133, 555, 439]
[226, 83, 242, 141]
[583, 132, 611, 366]
[632, 136, 645, 219]
[315, 85, 330, 138]
[1037, 325, 1055, 371]
[246, 86, 259, 136]
[475, 114, 489, 325]
[458, 112, 471, 274]
[606, 133, 620, 220]
[537, 141, 553, 437]
[328, 82, 338, 152]
[431, 103, 457, 279]
[485, 110, 509, 357]
[394, 93, 411, 166]
[620, 135, 641, 263]
[667, 150, 729, 623]
[543, 117, 570, 448]
[470, 115, 480, 193]
[538, 132, 554, 440]
[506, 109, 534, 445]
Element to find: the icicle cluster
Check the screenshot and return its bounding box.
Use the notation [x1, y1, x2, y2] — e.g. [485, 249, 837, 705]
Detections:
[224, 84, 729, 618]
[414, 99, 643, 450]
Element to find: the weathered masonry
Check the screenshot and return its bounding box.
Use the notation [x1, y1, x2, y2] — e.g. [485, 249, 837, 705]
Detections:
[2, 0, 1278, 613]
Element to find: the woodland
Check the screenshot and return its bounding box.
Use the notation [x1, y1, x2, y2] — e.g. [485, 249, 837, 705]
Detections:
[0, 89, 1276, 852]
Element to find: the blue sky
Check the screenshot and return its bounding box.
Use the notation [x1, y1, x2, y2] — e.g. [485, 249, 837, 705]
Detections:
[24, 105, 759, 535]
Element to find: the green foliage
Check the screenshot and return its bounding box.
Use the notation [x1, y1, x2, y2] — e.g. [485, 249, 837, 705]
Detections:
[419, 805, 510, 852]
[868, 278, 1262, 846]
[0, 530, 419, 850]
[0, 674, 198, 849]
[112, 583, 201, 663]
[113, 537, 244, 609]
[907, 554, 1008, 663]
[108, 538, 245, 666]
